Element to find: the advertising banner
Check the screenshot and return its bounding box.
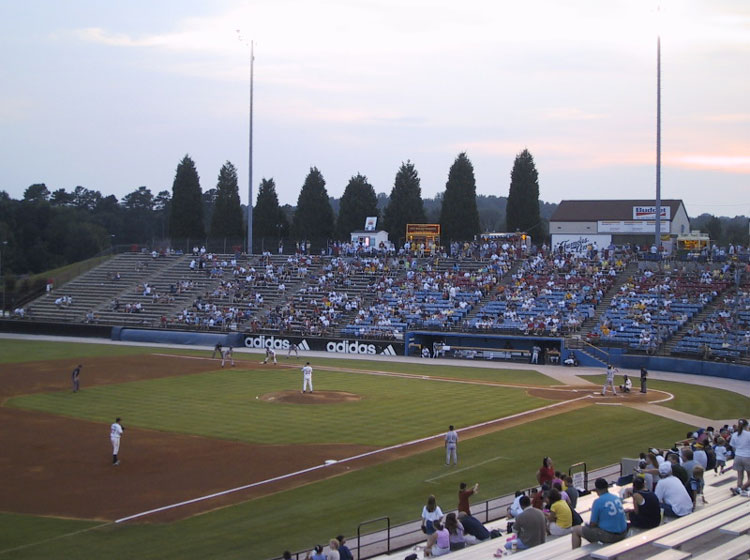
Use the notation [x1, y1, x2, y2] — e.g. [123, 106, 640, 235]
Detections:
[598, 220, 670, 233]
[551, 234, 612, 254]
[632, 206, 670, 220]
[242, 334, 403, 356]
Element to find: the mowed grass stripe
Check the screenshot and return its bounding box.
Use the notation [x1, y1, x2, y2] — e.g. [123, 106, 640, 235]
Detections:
[0, 406, 693, 560]
[6, 367, 552, 446]
[584, 374, 750, 420]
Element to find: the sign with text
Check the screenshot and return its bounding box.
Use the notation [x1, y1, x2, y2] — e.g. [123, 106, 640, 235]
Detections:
[552, 234, 612, 254]
[598, 220, 670, 234]
[633, 206, 670, 220]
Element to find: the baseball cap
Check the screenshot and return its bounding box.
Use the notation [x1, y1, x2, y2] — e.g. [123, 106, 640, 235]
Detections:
[659, 462, 672, 476]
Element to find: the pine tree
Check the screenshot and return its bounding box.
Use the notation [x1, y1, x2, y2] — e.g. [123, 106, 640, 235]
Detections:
[210, 161, 244, 240]
[292, 167, 334, 248]
[439, 152, 480, 242]
[169, 155, 205, 240]
[253, 178, 288, 242]
[506, 149, 542, 242]
[383, 161, 426, 244]
[337, 174, 379, 239]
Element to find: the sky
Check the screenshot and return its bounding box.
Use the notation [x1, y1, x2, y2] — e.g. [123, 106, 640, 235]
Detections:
[1, 0, 748, 218]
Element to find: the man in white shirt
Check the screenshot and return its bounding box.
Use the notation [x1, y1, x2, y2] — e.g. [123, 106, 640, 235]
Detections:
[110, 417, 125, 466]
[654, 462, 693, 517]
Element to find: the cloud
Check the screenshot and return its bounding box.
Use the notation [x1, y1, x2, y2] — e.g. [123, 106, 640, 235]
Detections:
[671, 154, 750, 173]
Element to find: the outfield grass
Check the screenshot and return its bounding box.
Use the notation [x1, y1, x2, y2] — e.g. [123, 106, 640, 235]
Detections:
[585, 374, 750, 420]
[7, 366, 552, 446]
[0, 406, 692, 559]
[0, 339, 155, 363]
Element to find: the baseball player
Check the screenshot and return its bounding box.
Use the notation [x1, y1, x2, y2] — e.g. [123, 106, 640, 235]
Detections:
[445, 425, 458, 466]
[110, 417, 125, 466]
[602, 364, 618, 396]
[71, 364, 82, 393]
[262, 347, 277, 365]
[302, 362, 313, 393]
[212, 343, 223, 359]
[287, 342, 300, 359]
[221, 346, 235, 368]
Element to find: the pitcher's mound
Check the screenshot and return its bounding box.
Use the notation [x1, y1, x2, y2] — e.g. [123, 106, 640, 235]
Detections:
[260, 390, 361, 404]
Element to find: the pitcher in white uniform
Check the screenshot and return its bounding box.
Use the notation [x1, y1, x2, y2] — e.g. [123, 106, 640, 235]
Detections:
[302, 362, 313, 393]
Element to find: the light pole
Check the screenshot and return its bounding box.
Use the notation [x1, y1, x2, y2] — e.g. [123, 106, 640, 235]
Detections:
[237, 30, 254, 255]
[0, 241, 7, 316]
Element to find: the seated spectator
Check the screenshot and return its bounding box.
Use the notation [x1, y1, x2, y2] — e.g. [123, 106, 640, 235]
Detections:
[423, 521, 450, 557]
[506, 495, 546, 551]
[654, 462, 693, 517]
[444, 512, 466, 551]
[545, 488, 573, 536]
[572, 478, 628, 549]
[421, 495, 443, 535]
[336, 536, 353, 560]
[457, 511, 490, 543]
[326, 538, 340, 560]
[304, 544, 326, 560]
[624, 476, 661, 529]
[507, 490, 525, 518]
[564, 476, 579, 509]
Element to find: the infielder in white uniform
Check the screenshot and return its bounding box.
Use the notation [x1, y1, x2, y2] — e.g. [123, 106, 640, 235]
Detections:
[110, 417, 124, 466]
[445, 425, 458, 466]
[302, 362, 313, 393]
[262, 348, 277, 365]
[221, 346, 234, 368]
[602, 364, 618, 395]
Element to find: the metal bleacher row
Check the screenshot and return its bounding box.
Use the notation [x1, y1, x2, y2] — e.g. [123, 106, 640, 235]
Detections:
[366, 468, 750, 560]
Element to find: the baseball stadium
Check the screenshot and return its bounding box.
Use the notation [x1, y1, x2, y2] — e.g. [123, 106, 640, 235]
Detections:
[1, 247, 749, 560]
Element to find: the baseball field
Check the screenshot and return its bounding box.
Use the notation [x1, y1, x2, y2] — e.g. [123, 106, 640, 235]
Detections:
[1, 337, 747, 560]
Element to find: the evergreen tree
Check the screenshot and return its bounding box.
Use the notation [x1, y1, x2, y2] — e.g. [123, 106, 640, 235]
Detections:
[506, 149, 542, 242]
[253, 178, 288, 243]
[169, 155, 204, 241]
[210, 161, 244, 240]
[337, 173, 379, 239]
[383, 161, 426, 244]
[439, 152, 480, 242]
[292, 167, 334, 248]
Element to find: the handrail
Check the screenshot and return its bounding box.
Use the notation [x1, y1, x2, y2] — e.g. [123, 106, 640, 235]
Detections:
[569, 461, 588, 492]
[581, 340, 610, 363]
[357, 516, 390, 560]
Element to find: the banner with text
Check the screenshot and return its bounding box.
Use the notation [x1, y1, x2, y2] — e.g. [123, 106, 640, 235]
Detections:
[242, 334, 403, 356]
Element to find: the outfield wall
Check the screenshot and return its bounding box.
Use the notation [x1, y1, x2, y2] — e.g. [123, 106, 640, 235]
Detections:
[112, 327, 244, 347]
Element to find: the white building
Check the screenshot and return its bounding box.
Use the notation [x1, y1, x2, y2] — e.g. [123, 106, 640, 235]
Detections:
[549, 199, 690, 253]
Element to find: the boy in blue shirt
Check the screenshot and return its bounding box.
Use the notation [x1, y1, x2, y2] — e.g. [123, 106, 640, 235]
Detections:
[572, 478, 628, 549]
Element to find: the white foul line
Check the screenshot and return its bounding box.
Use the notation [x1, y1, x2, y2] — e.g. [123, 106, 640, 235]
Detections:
[425, 455, 509, 483]
[115, 394, 591, 524]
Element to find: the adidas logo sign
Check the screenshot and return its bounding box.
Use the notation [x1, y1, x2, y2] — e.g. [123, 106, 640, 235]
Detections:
[298, 340, 310, 351]
[380, 345, 397, 356]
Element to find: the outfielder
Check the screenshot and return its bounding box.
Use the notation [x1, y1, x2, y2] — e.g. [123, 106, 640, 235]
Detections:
[110, 417, 124, 466]
[602, 364, 618, 395]
[221, 346, 235, 368]
[262, 347, 277, 365]
[302, 362, 313, 393]
[71, 364, 82, 393]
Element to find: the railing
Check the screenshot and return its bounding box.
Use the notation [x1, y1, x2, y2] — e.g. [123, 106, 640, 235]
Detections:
[357, 517, 390, 560]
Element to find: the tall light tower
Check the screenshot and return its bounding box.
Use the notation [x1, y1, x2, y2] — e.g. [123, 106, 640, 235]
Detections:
[237, 31, 254, 254]
[654, 36, 662, 251]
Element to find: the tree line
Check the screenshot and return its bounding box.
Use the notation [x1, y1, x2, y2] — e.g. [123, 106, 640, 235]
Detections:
[0, 149, 547, 277]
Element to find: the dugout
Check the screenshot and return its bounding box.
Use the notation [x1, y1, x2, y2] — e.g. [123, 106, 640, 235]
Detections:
[405, 331, 565, 363]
